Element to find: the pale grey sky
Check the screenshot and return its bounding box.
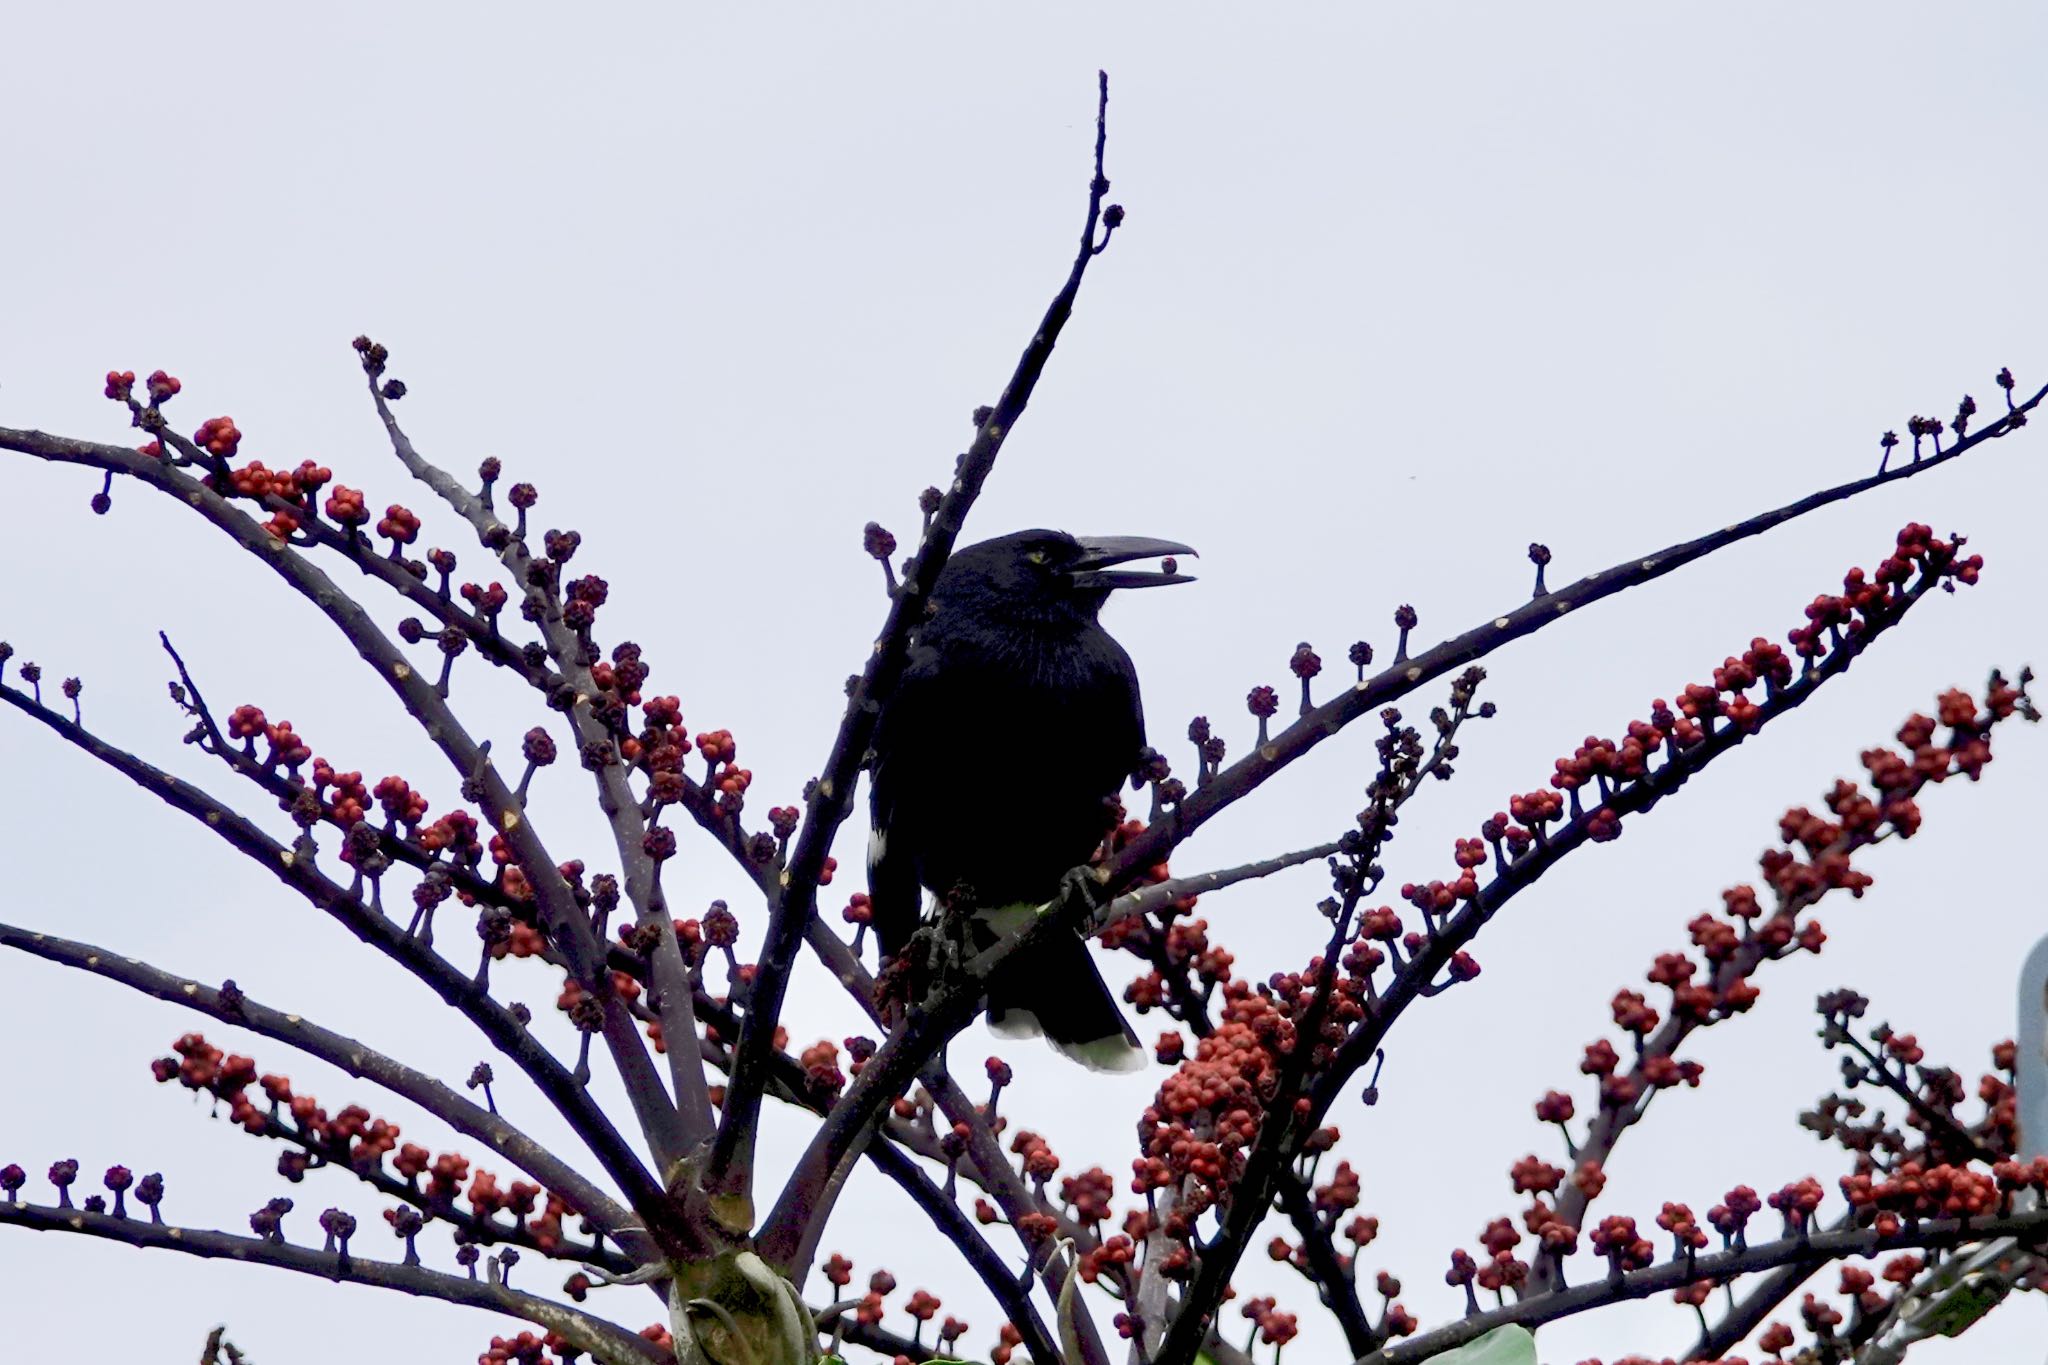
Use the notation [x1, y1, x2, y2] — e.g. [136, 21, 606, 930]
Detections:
[3, 5, 2045, 1362]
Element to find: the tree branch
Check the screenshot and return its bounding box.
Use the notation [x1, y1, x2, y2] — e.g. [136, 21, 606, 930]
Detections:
[1688, 1241, 1833, 1360]
[749, 381, 2040, 1283]
[0, 680, 681, 1247]
[1152, 541, 1972, 1365]
[717, 68, 1125, 1226]
[0, 918, 643, 1257]
[1087, 840, 1342, 937]
[866, 1139, 1064, 1365]
[1082, 376, 2043, 937]
[1530, 685, 2023, 1292]
[360, 378, 718, 1163]
[0, 1199, 664, 1364]
[0, 422, 690, 1188]
[155, 632, 667, 994]
[801, 920, 1113, 1365]
[1361, 1208, 2048, 1364]
[1275, 1173, 1377, 1356]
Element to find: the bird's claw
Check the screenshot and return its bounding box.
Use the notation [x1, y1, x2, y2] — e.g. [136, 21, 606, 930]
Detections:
[1056, 864, 1107, 916]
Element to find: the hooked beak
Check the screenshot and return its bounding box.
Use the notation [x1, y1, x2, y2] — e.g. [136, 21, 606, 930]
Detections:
[1065, 535, 1198, 591]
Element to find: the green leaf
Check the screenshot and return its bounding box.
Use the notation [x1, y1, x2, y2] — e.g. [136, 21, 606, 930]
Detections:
[1435, 1324, 1538, 1365]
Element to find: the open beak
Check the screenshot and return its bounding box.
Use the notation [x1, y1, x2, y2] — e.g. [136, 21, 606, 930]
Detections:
[1065, 535, 1198, 591]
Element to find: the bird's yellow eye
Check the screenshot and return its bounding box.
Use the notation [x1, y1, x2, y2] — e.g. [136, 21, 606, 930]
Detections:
[1025, 548, 1049, 565]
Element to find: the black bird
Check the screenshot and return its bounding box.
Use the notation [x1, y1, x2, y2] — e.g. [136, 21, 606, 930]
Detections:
[867, 528, 1195, 1071]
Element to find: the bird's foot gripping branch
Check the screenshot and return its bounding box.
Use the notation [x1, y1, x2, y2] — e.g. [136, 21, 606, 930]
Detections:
[3, 71, 2045, 1365]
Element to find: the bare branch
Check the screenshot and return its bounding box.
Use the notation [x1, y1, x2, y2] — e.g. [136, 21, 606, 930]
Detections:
[0, 918, 642, 1255]
[866, 1140, 1064, 1365]
[1275, 1174, 1376, 1356]
[1689, 1240, 1835, 1360]
[1088, 840, 1342, 937]
[0, 1200, 664, 1363]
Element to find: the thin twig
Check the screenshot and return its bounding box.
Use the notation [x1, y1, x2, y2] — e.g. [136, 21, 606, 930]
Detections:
[1827, 1024, 2002, 1167]
[1088, 841, 1341, 936]
[1688, 1230, 1841, 1360]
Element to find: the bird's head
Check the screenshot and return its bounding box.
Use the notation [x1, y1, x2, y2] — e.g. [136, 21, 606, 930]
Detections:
[937, 529, 1197, 625]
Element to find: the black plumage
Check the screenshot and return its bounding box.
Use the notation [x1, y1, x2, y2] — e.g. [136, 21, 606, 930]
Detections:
[867, 528, 1194, 1071]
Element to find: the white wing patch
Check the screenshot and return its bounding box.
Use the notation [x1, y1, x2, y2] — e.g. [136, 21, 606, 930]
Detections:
[1051, 1035, 1147, 1074]
[988, 1008, 1043, 1040]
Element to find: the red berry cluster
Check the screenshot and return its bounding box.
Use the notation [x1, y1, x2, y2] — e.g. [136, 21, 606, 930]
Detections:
[1060, 1164, 1117, 1227]
[201, 457, 332, 538]
[192, 416, 242, 459]
[1119, 914, 1235, 1008]
[1529, 671, 2026, 1201]
[1238, 1295, 1299, 1348]
[687, 729, 753, 816]
[1447, 670, 2037, 1319]
[372, 775, 430, 825]
[1410, 525, 1991, 906]
[152, 1033, 579, 1259]
[1010, 1128, 1061, 1185]
[417, 807, 484, 862]
[1837, 1158, 2037, 1230]
[226, 458, 332, 502]
[800, 1039, 845, 1099]
[1135, 970, 1347, 1228]
[478, 1330, 559, 1365]
[161, 1035, 405, 1169]
[377, 504, 421, 545]
[325, 485, 369, 527]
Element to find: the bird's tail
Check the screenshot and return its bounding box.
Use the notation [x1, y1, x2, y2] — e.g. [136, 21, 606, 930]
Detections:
[984, 930, 1145, 1073]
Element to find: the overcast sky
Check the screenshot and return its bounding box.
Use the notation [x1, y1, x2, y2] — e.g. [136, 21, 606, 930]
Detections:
[5, 5, 2047, 1363]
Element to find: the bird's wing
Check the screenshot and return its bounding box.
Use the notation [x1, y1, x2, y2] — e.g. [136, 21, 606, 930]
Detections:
[1102, 633, 1149, 789]
[867, 642, 940, 962]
